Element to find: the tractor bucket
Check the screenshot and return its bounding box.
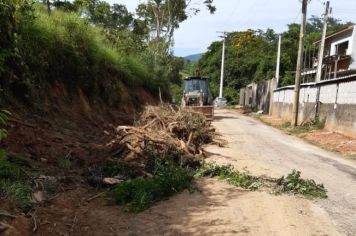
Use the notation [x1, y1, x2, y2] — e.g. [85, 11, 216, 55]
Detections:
[184, 106, 214, 121]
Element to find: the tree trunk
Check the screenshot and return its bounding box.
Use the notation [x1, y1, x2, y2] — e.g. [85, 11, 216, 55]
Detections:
[46, 0, 51, 15]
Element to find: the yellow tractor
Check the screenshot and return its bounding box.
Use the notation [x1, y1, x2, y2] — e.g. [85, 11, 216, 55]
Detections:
[182, 73, 214, 120]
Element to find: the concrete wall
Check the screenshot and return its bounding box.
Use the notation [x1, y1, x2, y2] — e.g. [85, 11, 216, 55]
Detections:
[271, 77, 356, 138]
[239, 79, 275, 113]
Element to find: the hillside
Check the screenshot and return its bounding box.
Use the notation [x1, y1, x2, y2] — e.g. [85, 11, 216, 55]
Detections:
[184, 53, 204, 62]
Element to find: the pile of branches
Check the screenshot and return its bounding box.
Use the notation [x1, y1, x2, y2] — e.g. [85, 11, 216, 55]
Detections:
[106, 106, 216, 175]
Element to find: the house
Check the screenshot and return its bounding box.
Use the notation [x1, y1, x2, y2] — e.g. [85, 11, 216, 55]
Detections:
[302, 25, 356, 81]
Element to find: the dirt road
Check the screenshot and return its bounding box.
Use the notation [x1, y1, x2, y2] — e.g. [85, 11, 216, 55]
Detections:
[206, 109, 356, 236]
[31, 108, 355, 236]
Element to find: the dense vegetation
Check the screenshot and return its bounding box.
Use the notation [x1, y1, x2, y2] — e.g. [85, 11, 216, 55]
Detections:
[0, 0, 215, 105]
[197, 17, 354, 104]
[111, 159, 195, 212]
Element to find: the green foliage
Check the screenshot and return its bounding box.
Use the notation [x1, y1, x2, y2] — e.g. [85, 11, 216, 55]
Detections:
[0, 151, 33, 212]
[1, 1, 160, 104]
[286, 118, 325, 135]
[196, 162, 261, 190]
[195, 162, 234, 177]
[280, 121, 291, 129]
[0, 109, 10, 142]
[58, 157, 72, 171]
[0, 150, 20, 179]
[276, 170, 327, 198]
[0, 180, 33, 212]
[0, 0, 34, 79]
[197, 16, 354, 101]
[110, 160, 194, 212]
[198, 30, 277, 102]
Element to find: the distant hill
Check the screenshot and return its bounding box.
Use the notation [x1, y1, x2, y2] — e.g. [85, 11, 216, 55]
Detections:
[184, 53, 203, 63]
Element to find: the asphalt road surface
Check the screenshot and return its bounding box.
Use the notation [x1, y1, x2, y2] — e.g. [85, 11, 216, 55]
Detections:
[206, 109, 356, 236]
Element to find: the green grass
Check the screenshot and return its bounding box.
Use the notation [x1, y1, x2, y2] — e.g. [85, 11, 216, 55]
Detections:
[276, 170, 327, 198]
[4, 3, 157, 104]
[0, 180, 33, 212]
[196, 162, 261, 190]
[277, 118, 326, 135]
[110, 160, 194, 212]
[0, 151, 34, 212]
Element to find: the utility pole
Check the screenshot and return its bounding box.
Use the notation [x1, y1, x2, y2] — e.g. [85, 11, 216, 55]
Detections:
[292, 0, 308, 127]
[316, 1, 330, 82]
[275, 35, 282, 88]
[217, 32, 227, 98]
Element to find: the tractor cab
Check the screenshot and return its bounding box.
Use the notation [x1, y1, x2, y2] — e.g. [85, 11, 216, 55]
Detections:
[183, 77, 213, 106]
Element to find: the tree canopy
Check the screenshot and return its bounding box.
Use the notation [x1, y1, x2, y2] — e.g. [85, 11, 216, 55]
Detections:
[196, 15, 354, 103]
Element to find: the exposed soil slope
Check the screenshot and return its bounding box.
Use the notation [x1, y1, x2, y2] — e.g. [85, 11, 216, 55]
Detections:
[4, 82, 156, 174]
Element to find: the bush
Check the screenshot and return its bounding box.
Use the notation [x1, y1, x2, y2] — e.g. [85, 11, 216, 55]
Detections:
[276, 170, 327, 198]
[110, 160, 194, 212]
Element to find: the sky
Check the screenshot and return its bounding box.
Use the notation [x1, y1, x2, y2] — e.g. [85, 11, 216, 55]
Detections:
[106, 0, 356, 57]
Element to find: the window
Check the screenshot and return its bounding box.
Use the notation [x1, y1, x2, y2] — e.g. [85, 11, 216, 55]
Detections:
[336, 41, 349, 56]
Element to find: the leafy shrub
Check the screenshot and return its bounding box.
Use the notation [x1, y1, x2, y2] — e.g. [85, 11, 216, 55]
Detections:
[196, 162, 261, 190]
[276, 170, 327, 198]
[110, 160, 194, 212]
[0, 151, 33, 212]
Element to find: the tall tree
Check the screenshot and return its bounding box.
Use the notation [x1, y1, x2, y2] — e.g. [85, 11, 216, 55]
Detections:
[136, 0, 215, 45]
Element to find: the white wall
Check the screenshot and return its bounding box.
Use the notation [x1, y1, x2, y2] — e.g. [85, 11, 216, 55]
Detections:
[319, 84, 337, 104]
[330, 29, 353, 56]
[338, 80, 356, 104]
[350, 26, 356, 70]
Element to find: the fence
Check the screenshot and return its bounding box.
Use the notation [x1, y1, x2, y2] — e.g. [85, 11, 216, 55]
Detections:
[271, 76, 356, 138]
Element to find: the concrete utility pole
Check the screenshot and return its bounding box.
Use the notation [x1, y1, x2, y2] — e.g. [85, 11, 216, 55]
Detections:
[275, 35, 282, 88]
[217, 32, 227, 98]
[292, 0, 308, 127]
[316, 1, 331, 82]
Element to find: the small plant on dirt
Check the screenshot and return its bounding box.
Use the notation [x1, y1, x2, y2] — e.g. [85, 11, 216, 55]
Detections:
[287, 118, 326, 135]
[196, 162, 261, 190]
[0, 150, 21, 179]
[58, 157, 72, 172]
[0, 151, 34, 212]
[110, 159, 194, 212]
[0, 180, 33, 212]
[275, 170, 327, 199]
[280, 121, 291, 129]
[0, 111, 34, 212]
[0, 109, 11, 142]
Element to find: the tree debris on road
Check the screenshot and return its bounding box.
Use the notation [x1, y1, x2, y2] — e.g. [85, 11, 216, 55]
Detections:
[197, 162, 327, 198]
[106, 106, 216, 176]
